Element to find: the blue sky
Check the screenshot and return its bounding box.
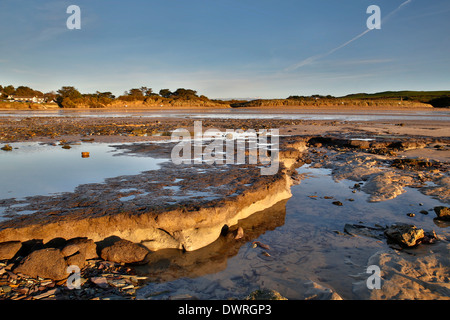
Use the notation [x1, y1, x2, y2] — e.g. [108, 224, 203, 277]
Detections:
[0, 0, 449, 98]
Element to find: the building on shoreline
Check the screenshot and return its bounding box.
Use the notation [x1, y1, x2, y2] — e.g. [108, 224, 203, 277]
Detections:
[7, 95, 45, 103]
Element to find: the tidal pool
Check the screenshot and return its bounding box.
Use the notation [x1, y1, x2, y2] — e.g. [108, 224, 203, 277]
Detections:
[0, 142, 166, 201]
[135, 166, 449, 300]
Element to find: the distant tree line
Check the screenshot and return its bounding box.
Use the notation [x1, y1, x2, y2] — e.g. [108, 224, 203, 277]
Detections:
[0, 85, 47, 99]
[1, 84, 449, 108]
[0, 84, 213, 108]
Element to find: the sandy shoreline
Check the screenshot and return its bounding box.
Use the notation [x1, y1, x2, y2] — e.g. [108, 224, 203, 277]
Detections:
[0, 104, 442, 112]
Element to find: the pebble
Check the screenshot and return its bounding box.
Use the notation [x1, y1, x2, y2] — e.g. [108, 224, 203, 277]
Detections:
[0, 258, 147, 300]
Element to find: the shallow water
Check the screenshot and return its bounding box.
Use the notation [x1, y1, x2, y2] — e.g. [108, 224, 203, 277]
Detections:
[135, 165, 450, 300]
[1, 108, 449, 121]
[0, 142, 166, 201]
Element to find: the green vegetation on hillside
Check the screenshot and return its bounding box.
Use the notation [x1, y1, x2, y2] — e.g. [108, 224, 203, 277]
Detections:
[342, 91, 450, 108]
[1, 84, 449, 109]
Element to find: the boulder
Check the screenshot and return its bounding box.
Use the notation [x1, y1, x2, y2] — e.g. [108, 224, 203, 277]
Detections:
[61, 238, 98, 260]
[100, 239, 149, 264]
[434, 206, 450, 221]
[66, 252, 87, 268]
[14, 248, 68, 280]
[384, 224, 424, 247]
[0, 241, 22, 260]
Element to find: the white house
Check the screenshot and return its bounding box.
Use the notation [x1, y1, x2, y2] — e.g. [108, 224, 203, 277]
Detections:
[8, 95, 45, 103]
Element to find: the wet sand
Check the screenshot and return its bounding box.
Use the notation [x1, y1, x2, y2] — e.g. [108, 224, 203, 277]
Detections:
[0, 108, 449, 300]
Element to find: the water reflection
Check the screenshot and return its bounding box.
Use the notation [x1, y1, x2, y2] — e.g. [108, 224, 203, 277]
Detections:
[136, 165, 450, 300]
[135, 199, 287, 282]
[0, 142, 166, 221]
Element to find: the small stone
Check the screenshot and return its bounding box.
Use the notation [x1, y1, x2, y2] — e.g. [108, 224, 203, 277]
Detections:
[90, 277, 109, 289]
[122, 285, 135, 291]
[33, 288, 59, 300]
[407, 213, 415, 217]
[1, 145, 13, 151]
[434, 206, 450, 221]
[1, 285, 11, 293]
[384, 224, 424, 247]
[252, 241, 270, 250]
[235, 227, 244, 240]
[332, 201, 343, 206]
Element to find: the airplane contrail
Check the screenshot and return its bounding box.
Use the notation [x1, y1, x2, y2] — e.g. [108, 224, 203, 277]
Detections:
[285, 0, 413, 72]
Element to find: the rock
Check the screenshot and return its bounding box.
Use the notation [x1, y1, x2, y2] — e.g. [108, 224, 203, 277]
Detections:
[384, 224, 424, 247]
[33, 288, 59, 300]
[422, 230, 438, 244]
[303, 281, 343, 300]
[332, 201, 343, 206]
[252, 241, 270, 250]
[1, 144, 12, 151]
[61, 238, 98, 260]
[344, 224, 385, 240]
[234, 227, 244, 240]
[1, 285, 12, 294]
[90, 276, 109, 289]
[14, 248, 68, 280]
[100, 239, 149, 264]
[434, 206, 450, 221]
[362, 172, 412, 202]
[389, 141, 427, 151]
[349, 140, 370, 149]
[66, 252, 86, 268]
[0, 241, 22, 260]
[245, 289, 287, 300]
[352, 242, 450, 300]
